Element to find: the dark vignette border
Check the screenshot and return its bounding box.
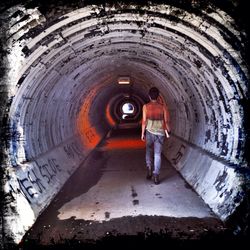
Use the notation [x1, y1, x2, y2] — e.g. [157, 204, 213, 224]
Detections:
[0, 0, 249, 249]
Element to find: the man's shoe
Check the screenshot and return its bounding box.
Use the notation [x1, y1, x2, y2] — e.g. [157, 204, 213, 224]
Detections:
[146, 168, 152, 180]
[154, 174, 160, 185]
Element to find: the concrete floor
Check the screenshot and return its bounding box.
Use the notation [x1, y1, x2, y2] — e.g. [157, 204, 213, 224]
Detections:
[22, 128, 228, 246]
[58, 148, 214, 222]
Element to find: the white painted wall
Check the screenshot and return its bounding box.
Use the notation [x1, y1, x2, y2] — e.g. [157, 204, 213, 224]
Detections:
[163, 136, 244, 221]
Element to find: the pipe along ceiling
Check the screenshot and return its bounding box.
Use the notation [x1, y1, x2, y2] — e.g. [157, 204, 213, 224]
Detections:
[0, 0, 249, 244]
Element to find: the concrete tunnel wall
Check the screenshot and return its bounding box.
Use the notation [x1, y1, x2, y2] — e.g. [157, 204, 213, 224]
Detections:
[0, 1, 249, 243]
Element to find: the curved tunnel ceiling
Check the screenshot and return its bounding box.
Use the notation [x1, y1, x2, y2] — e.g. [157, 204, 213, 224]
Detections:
[0, 0, 249, 244]
[6, 2, 248, 163]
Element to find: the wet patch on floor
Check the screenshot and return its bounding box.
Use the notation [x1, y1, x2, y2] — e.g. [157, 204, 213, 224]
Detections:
[132, 200, 139, 205]
[131, 185, 138, 198]
[185, 183, 192, 189]
[155, 193, 162, 199]
[105, 212, 110, 219]
[20, 215, 237, 248]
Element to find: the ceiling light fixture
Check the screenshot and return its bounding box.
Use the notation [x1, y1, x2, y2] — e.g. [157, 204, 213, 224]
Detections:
[118, 76, 130, 85]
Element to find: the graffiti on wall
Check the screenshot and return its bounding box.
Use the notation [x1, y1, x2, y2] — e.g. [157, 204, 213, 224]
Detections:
[171, 144, 186, 165]
[63, 141, 83, 159]
[9, 158, 62, 204]
[8, 140, 83, 204]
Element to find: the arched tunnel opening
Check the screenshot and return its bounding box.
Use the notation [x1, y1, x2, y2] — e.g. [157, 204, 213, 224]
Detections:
[0, 0, 249, 247]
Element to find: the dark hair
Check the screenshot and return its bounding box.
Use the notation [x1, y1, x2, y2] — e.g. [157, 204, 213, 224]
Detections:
[148, 87, 159, 100]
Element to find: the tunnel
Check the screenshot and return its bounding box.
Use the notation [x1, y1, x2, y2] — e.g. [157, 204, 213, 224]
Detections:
[0, 0, 249, 247]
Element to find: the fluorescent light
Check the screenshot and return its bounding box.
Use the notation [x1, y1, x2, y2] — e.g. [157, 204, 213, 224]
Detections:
[118, 76, 130, 84]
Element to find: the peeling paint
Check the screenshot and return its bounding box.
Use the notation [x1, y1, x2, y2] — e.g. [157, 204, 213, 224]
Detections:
[0, 0, 249, 245]
[214, 169, 227, 191]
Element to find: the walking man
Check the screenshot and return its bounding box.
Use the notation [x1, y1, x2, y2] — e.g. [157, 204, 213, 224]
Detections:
[141, 87, 170, 184]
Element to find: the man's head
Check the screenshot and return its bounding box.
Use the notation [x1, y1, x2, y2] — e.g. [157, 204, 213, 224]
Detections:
[148, 87, 159, 100]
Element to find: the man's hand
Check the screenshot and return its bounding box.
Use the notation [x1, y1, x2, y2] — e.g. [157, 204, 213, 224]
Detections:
[165, 130, 170, 138]
[141, 134, 145, 141]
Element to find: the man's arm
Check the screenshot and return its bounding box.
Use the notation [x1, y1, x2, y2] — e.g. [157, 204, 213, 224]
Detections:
[163, 106, 170, 135]
[141, 105, 147, 141]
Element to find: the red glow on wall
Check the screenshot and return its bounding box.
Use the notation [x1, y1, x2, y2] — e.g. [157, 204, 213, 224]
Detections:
[77, 86, 102, 149]
[105, 103, 116, 127]
[102, 138, 145, 150]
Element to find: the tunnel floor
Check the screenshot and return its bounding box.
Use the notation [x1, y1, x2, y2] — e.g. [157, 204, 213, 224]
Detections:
[21, 127, 233, 248]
